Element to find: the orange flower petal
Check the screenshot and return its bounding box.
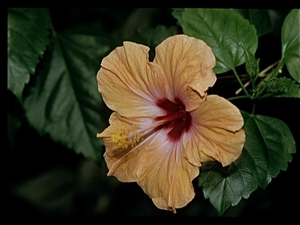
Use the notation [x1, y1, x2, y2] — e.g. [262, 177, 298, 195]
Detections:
[97, 35, 244, 213]
[99, 113, 199, 212]
[97, 42, 168, 118]
[183, 95, 245, 167]
[98, 112, 152, 182]
[193, 95, 245, 132]
[153, 34, 216, 111]
[136, 131, 199, 212]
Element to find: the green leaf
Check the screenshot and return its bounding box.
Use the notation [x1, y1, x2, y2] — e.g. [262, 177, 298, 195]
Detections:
[171, 8, 185, 26]
[265, 77, 300, 98]
[129, 25, 178, 61]
[198, 111, 296, 215]
[23, 29, 114, 164]
[266, 77, 281, 93]
[136, 25, 178, 48]
[281, 9, 300, 83]
[181, 8, 258, 74]
[234, 9, 272, 37]
[8, 8, 50, 103]
[240, 43, 260, 80]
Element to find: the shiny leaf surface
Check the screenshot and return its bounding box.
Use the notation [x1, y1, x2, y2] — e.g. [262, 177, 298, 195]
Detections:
[181, 9, 258, 74]
[198, 111, 296, 215]
[24, 30, 113, 164]
[281, 9, 300, 83]
[8, 8, 50, 103]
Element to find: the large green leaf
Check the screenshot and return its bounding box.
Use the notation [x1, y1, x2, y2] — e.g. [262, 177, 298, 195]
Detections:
[23, 29, 114, 164]
[198, 111, 296, 215]
[234, 9, 272, 37]
[281, 9, 300, 83]
[181, 9, 258, 74]
[8, 8, 50, 103]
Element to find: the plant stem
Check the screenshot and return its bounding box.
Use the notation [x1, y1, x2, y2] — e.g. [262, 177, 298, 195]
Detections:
[255, 58, 285, 97]
[258, 60, 280, 77]
[235, 60, 280, 95]
[228, 60, 284, 102]
[251, 78, 257, 95]
[227, 95, 251, 101]
[232, 68, 250, 96]
[251, 102, 256, 115]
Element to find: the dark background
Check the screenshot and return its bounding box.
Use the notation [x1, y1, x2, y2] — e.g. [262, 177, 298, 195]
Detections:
[7, 8, 299, 216]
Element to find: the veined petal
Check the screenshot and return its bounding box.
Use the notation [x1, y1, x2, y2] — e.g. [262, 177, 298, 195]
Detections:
[98, 112, 153, 182]
[185, 126, 245, 167]
[183, 95, 245, 167]
[153, 34, 216, 111]
[98, 112, 199, 212]
[192, 95, 244, 132]
[97, 41, 168, 118]
[136, 131, 199, 212]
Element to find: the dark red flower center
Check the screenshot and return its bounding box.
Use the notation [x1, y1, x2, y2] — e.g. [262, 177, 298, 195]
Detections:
[155, 97, 192, 142]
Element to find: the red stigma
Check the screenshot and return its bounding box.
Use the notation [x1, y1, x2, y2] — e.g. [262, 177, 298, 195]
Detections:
[155, 97, 192, 142]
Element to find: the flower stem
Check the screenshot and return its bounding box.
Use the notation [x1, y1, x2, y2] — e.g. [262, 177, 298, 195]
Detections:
[251, 102, 256, 115]
[255, 58, 285, 98]
[227, 95, 251, 101]
[233, 68, 250, 96]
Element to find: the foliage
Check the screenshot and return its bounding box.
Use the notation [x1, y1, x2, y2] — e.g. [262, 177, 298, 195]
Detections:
[177, 8, 299, 214]
[233, 9, 272, 37]
[8, 8, 50, 103]
[23, 29, 113, 164]
[281, 9, 300, 83]
[7, 8, 299, 216]
[199, 111, 296, 215]
[181, 8, 258, 74]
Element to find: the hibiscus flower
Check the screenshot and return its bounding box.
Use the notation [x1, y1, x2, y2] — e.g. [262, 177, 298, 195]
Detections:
[97, 34, 245, 213]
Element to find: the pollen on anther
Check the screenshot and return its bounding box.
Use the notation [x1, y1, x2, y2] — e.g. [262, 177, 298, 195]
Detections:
[111, 125, 142, 149]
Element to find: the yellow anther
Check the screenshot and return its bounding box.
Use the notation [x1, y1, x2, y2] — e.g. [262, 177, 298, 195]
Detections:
[111, 125, 142, 149]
